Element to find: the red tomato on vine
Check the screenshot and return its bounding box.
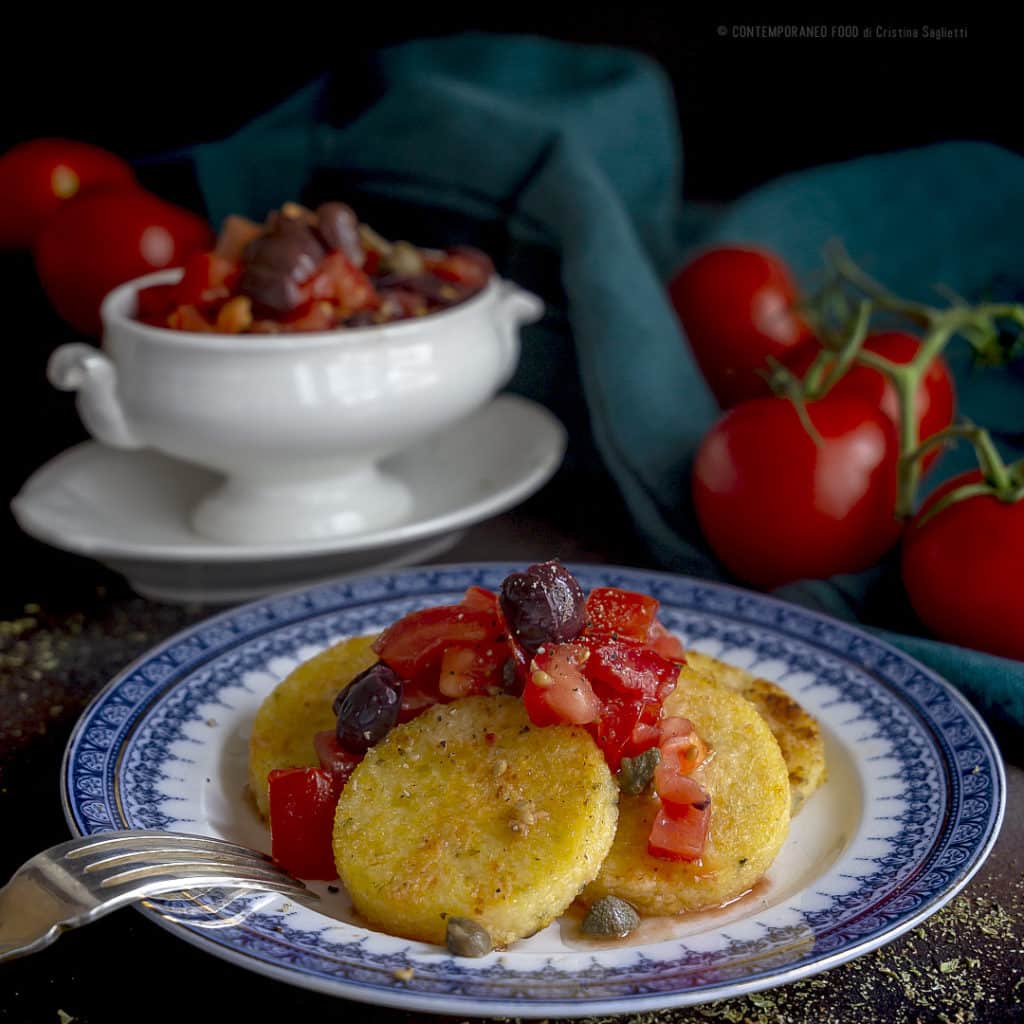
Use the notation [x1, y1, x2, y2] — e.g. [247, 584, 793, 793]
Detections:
[786, 331, 956, 468]
[902, 469, 1024, 660]
[668, 246, 815, 408]
[692, 395, 902, 588]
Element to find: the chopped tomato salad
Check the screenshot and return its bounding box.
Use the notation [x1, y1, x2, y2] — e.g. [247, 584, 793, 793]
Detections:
[267, 562, 711, 879]
[136, 200, 494, 334]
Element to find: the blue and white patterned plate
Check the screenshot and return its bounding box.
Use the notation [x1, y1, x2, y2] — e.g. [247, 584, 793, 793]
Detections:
[61, 564, 1005, 1018]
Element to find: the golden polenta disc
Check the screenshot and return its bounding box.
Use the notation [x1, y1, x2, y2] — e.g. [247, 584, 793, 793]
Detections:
[333, 694, 618, 948]
[683, 651, 827, 815]
[247, 635, 377, 818]
[584, 669, 790, 915]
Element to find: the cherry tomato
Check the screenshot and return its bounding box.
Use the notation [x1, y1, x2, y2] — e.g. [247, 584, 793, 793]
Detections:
[787, 331, 956, 469]
[267, 766, 343, 880]
[693, 395, 902, 588]
[668, 246, 815, 408]
[0, 139, 136, 249]
[34, 188, 213, 335]
[902, 470, 1024, 660]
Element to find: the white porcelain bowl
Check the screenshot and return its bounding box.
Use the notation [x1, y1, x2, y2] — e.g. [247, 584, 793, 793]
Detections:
[48, 269, 543, 545]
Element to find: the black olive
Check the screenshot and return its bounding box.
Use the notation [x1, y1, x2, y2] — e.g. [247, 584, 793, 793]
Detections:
[499, 560, 587, 654]
[315, 202, 364, 265]
[334, 662, 404, 753]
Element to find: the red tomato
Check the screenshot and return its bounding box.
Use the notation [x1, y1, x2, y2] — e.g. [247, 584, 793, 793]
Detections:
[653, 761, 707, 814]
[371, 604, 500, 681]
[693, 395, 902, 588]
[646, 621, 687, 662]
[523, 643, 601, 726]
[0, 139, 136, 248]
[902, 471, 1024, 660]
[310, 251, 378, 314]
[647, 803, 710, 862]
[34, 188, 214, 335]
[584, 639, 679, 702]
[267, 767, 342, 880]
[426, 246, 494, 289]
[787, 331, 955, 469]
[584, 588, 660, 642]
[668, 246, 815, 408]
[172, 251, 241, 309]
[590, 696, 661, 772]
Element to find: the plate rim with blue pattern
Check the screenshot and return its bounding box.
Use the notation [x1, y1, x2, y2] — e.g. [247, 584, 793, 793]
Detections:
[61, 563, 1006, 1018]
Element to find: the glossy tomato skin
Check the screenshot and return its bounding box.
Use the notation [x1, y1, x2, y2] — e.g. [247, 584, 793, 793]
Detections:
[693, 395, 902, 588]
[787, 331, 955, 468]
[902, 471, 1024, 660]
[267, 766, 342, 880]
[668, 246, 814, 408]
[0, 139, 136, 249]
[34, 188, 213, 335]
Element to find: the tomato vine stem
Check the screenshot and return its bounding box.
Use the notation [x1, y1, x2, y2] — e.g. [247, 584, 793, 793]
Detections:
[797, 245, 1024, 519]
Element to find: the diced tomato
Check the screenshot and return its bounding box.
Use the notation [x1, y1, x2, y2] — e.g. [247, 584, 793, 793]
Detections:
[584, 638, 680, 703]
[425, 246, 493, 289]
[312, 729, 364, 788]
[311, 251, 379, 314]
[647, 803, 710, 863]
[646, 620, 687, 663]
[461, 585, 500, 615]
[654, 760, 709, 814]
[438, 644, 503, 698]
[523, 643, 601, 726]
[592, 695, 662, 772]
[136, 283, 177, 324]
[372, 604, 497, 680]
[173, 251, 241, 309]
[659, 715, 697, 743]
[660, 723, 709, 776]
[267, 767, 343, 880]
[397, 678, 440, 723]
[585, 588, 660, 643]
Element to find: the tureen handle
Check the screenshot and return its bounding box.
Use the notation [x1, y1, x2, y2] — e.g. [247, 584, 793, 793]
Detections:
[495, 281, 544, 383]
[47, 344, 144, 450]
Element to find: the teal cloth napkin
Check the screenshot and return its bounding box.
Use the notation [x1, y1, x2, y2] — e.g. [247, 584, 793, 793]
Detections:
[186, 33, 1024, 734]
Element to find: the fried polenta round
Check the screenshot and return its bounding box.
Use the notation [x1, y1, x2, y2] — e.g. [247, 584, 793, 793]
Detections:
[683, 650, 827, 815]
[583, 670, 789, 916]
[333, 695, 618, 949]
[248, 635, 377, 818]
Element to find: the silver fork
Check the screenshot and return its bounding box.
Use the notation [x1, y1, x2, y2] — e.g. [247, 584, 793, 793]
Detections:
[0, 830, 317, 962]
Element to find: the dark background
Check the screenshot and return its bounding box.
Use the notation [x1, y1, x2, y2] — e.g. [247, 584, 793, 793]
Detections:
[2, 10, 1019, 608]
[4, 12, 1017, 200]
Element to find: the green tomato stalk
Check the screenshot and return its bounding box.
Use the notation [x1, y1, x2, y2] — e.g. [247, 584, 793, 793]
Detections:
[794, 244, 1024, 520]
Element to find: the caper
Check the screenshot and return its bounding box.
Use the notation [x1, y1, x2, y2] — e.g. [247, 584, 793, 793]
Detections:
[616, 747, 661, 795]
[581, 896, 640, 938]
[445, 916, 493, 957]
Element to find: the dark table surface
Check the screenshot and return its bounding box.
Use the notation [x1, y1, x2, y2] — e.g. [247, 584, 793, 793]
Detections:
[1, 474, 1021, 1024]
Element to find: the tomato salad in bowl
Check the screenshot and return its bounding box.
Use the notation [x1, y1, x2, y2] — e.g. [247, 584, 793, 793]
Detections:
[136, 200, 494, 334]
